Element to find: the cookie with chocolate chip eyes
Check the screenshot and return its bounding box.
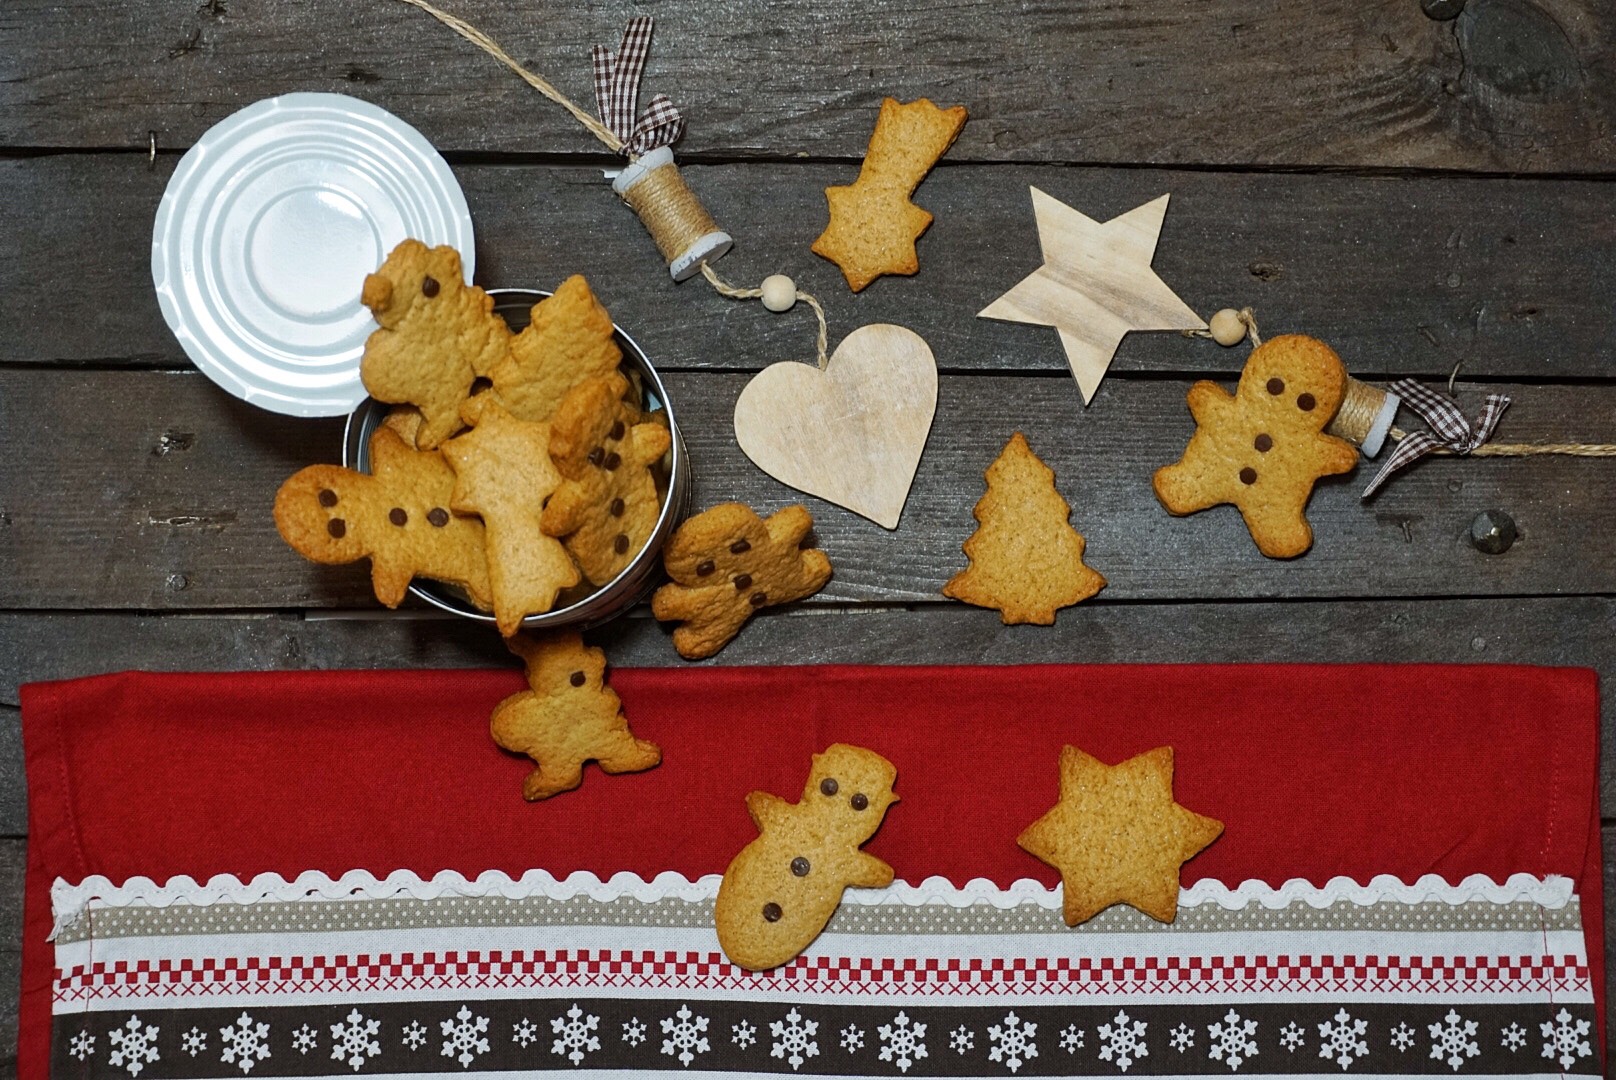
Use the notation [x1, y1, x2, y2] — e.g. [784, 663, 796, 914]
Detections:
[651, 503, 834, 660]
[359, 239, 511, 450]
[539, 372, 672, 585]
[715, 744, 898, 971]
[1153, 334, 1360, 558]
[273, 426, 494, 610]
[489, 632, 661, 801]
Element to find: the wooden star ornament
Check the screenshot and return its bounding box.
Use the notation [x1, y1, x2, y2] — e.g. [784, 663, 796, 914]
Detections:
[979, 188, 1207, 404]
[1017, 745, 1222, 925]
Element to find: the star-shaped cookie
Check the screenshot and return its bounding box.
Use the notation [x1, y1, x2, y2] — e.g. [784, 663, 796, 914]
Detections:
[1017, 745, 1222, 925]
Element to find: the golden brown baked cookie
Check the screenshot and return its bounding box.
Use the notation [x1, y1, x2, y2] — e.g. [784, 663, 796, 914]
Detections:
[540, 373, 671, 585]
[273, 426, 493, 610]
[489, 632, 661, 801]
[943, 432, 1105, 624]
[811, 98, 968, 292]
[359, 239, 510, 450]
[650, 503, 832, 660]
[1153, 334, 1359, 558]
[441, 395, 581, 635]
[1018, 745, 1223, 926]
[714, 744, 898, 970]
[486, 275, 624, 423]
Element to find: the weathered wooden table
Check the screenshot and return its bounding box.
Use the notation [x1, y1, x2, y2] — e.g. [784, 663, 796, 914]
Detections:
[3, 1, 1614, 1073]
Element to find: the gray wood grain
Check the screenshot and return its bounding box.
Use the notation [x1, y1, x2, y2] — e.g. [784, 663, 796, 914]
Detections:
[3, 368, 1612, 609]
[2, 0, 1612, 173]
[6, 156, 1616, 380]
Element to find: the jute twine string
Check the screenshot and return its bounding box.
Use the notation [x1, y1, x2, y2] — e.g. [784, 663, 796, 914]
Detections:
[700, 263, 830, 370]
[393, 0, 624, 154]
[622, 163, 724, 263]
[1195, 309, 1616, 458]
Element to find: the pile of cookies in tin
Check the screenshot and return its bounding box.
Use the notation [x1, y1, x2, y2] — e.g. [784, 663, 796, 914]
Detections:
[273, 239, 672, 634]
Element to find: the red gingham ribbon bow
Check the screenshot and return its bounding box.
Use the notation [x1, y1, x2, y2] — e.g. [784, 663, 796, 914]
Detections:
[1362, 379, 1511, 498]
[592, 17, 685, 157]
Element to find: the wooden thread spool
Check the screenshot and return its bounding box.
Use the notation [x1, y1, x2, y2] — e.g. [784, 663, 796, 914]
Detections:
[614, 147, 733, 282]
[1326, 376, 1401, 458]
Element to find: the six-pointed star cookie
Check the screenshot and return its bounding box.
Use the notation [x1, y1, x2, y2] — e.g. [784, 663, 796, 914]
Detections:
[1017, 745, 1222, 925]
[979, 188, 1207, 404]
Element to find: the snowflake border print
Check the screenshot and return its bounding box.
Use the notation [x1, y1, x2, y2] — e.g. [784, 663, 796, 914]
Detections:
[52, 1000, 1599, 1076]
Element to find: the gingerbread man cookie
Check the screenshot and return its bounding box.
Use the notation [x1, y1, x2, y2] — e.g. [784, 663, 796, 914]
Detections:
[540, 372, 671, 585]
[489, 632, 661, 801]
[442, 395, 582, 635]
[1153, 334, 1359, 558]
[274, 426, 494, 610]
[487, 275, 624, 423]
[651, 503, 833, 660]
[715, 744, 898, 971]
[359, 239, 511, 449]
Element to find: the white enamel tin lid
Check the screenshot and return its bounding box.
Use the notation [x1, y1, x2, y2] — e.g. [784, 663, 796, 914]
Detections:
[152, 92, 475, 417]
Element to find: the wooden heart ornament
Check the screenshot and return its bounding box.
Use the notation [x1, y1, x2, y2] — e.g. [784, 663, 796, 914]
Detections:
[734, 323, 938, 529]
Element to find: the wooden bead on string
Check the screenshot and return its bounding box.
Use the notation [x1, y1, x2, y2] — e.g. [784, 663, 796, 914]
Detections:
[614, 147, 733, 282]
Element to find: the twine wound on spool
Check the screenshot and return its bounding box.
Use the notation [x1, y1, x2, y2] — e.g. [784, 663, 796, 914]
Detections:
[615, 148, 733, 282]
[393, 1, 731, 281]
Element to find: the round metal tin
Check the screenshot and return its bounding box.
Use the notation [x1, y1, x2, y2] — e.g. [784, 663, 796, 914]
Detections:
[153, 92, 475, 417]
[343, 289, 689, 630]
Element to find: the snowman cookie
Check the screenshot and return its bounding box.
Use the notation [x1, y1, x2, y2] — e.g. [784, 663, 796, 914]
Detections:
[715, 744, 898, 971]
[1153, 334, 1359, 558]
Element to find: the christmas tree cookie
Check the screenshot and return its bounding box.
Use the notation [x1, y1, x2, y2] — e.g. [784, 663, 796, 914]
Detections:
[943, 432, 1105, 624]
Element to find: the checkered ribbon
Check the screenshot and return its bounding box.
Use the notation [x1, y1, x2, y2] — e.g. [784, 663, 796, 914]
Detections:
[1362, 379, 1511, 497]
[592, 17, 685, 157]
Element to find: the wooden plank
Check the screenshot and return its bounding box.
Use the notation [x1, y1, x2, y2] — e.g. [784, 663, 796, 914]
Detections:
[6, 155, 1616, 381]
[2, 0, 1612, 173]
[2, 368, 1614, 609]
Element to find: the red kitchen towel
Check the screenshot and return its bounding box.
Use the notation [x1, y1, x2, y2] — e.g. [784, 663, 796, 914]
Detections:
[18, 663, 1603, 1077]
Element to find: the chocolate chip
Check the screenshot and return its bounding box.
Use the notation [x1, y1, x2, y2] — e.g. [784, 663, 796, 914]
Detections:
[610, 420, 625, 440]
[570, 671, 586, 687]
[421, 275, 439, 297]
[820, 778, 838, 796]
[734, 574, 753, 590]
[603, 451, 621, 471]
[388, 507, 408, 526]
[850, 793, 869, 811]
[613, 533, 630, 554]
[1239, 467, 1258, 485]
[696, 560, 716, 577]
[749, 592, 768, 607]
[790, 857, 810, 877]
[1254, 434, 1273, 453]
[1297, 392, 1316, 411]
[588, 448, 605, 466]
[730, 539, 751, 554]
[762, 902, 782, 922]
[609, 498, 625, 517]
[1266, 377, 1285, 395]
[327, 518, 346, 538]
[427, 508, 449, 527]
[318, 489, 338, 507]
